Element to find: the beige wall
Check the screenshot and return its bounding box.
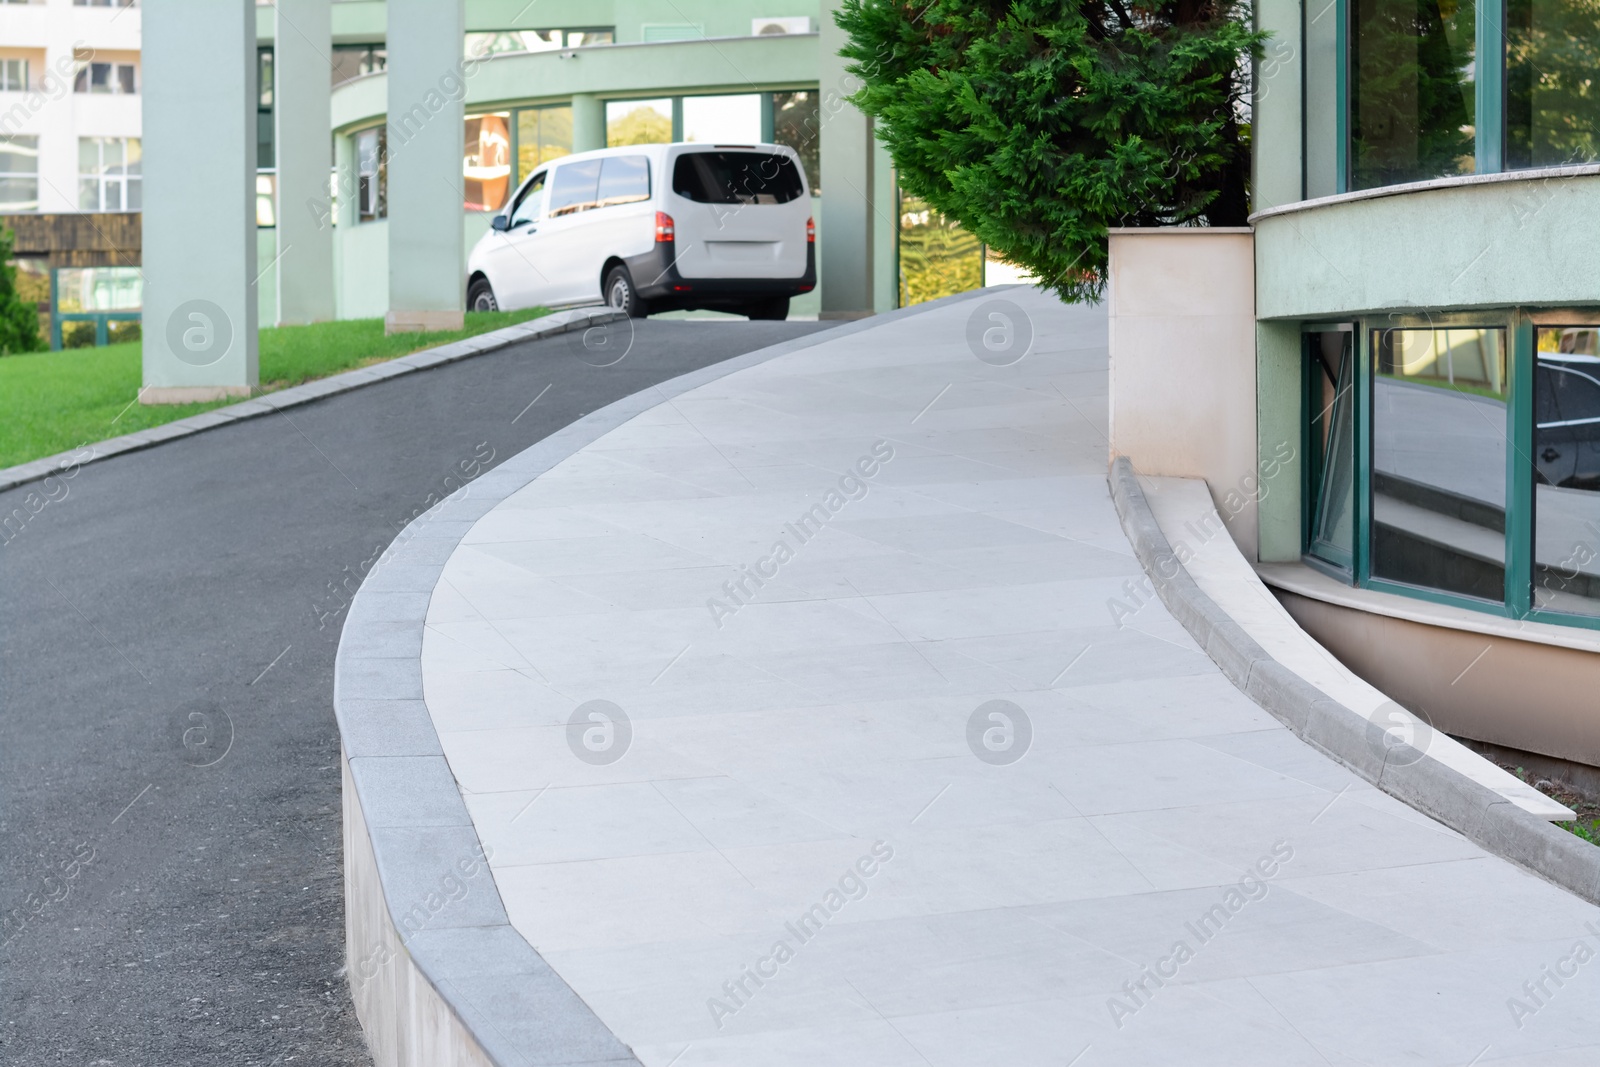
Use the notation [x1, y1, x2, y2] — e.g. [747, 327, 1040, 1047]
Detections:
[1278, 591, 1600, 768]
[1107, 229, 1261, 560]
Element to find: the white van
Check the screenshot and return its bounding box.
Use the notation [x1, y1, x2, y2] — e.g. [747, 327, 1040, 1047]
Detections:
[466, 142, 815, 321]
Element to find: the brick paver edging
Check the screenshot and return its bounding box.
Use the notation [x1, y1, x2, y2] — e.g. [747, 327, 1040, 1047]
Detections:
[335, 287, 1014, 1067]
[1107, 455, 1600, 905]
[0, 307, 628, 496]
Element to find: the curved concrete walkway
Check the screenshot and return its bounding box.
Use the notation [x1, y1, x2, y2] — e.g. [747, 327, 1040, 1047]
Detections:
[417, 290, 1600, 1066]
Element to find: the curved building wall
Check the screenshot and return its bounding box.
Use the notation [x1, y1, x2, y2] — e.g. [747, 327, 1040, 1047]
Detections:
[1254, 171, 1600, 321]
[329, 34, 821, 133]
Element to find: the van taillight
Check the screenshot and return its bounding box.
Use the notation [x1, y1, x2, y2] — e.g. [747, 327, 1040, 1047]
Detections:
[655, 211, 675, 242]
[806, 216, 815, 243]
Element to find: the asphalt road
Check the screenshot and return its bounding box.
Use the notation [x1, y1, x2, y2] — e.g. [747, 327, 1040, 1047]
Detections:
[0, 317, 828, 1066]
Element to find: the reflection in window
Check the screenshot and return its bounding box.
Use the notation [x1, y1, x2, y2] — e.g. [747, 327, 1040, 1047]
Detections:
[78, 136, 140, 211]
[61, 320, 96, 349]
[681, 94, 762, 145]
[1506, 0, 1600, 169]
[596, 155, 650, 206]
[606, 99, 671, 146]
[1307, 330, 1357, 570]
[73, 61, 137, 94]
[548, 158, 601, 216]
[55, 267, 142, 313]
[516, 106, 571, 184]
[544, 155, 649, 215]
[773, 91, 821, 195]
[331, 45, 385, 87]
[1371, 327, 1508, 600]
[1533, 327, 1600, 616]
[1350, 0, 1475, 189]
[356, 126, 386, 221]
[0, 134, 39, 212]
[899, 193, 983, 306]
[464, 112, 511, 211]
[507, 171, 545, 228]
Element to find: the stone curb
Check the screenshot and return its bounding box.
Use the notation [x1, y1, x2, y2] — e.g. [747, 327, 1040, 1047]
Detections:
[1107, 455, 1600, 905]
[335, 285, 1018, 1067]
[0, 307, 628, 496]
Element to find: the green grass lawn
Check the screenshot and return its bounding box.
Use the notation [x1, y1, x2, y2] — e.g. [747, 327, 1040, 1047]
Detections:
[0, 309, 549, 469]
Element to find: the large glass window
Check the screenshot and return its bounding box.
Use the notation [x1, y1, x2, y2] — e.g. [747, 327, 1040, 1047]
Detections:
[515, 106, 572, 184]
[681, 94, 762, 144]
[464, 112, 511, 211]
[78, 137, 140, 211]
[1505, 0, 1600, 169]
[1371, 326, 1508, 600]
[1533, 327, 1600, 615]
[899, 194, 984, 306]
[1303, 316, 1600, 627]
[0, 135, 39, 212]
[1349, 0, 1476, 189]
[606, 99, 671, 146]
[773, 91, 821, 195]
[56, 267, 141, 313]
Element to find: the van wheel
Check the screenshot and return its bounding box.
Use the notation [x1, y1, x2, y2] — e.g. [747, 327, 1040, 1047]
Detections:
[745, 297, 789, 321]
[604, 266, 649, 318]
[467, 277, 498, 312]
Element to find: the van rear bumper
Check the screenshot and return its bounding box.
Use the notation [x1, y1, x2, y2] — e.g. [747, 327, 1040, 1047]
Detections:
[625, 243, 815, 310]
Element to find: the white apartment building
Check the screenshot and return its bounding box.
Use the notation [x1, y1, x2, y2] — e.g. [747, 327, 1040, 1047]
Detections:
[0, 0, 142, 215]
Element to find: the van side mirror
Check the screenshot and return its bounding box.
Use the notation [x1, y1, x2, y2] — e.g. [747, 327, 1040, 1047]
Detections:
[491, 215, 510, 232]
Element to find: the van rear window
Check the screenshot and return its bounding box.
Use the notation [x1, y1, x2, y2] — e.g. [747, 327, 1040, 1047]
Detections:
[672, 152, 804, 205]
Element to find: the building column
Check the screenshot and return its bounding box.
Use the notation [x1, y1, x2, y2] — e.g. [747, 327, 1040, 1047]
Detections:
[818, 0, 886, 320]
[274, 0, 335, 325]
[385, 0, 466, 334]
[1256, 0, 1306, 205]
[571, 94, 606, 153]
[141, 0, 258, 403]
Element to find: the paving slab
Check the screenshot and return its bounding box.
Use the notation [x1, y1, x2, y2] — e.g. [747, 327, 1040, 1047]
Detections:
[418, 289, 1600, 1066]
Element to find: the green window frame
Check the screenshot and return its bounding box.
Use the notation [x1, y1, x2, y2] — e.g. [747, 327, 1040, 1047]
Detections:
[1302, 311, 1600, 631]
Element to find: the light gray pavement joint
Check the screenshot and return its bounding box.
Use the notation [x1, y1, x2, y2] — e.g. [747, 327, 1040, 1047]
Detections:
[1107, 457, 1600, 907]
[0, 307, 628, 496]
[351, 286, 1600, 1067]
